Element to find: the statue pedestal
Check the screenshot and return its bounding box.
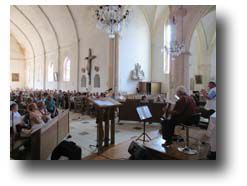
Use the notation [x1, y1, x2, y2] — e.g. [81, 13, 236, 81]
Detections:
[139, 82, 161, 95]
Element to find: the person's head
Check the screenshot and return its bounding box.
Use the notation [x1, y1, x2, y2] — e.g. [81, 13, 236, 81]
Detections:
[208, 81, 216, 89]
[37, 102, 45, 109]
[47, 95, 52, 101]
[141, 95, 147, 101]
[157, 95, 161, 101]
[38, 94, 42, 99]
[176, 86, 187, 98]
[43, 92, 48, 97]
[27, 97, 33, 104]
[28, 103, 38, 112]
[10, 103, 18, 112]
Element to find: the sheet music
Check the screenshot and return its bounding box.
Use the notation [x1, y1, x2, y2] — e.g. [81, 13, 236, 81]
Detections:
[94, 100, 114, 106]
[136, 106, 152, 120]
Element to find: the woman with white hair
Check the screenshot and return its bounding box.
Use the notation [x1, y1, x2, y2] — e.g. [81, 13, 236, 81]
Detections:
[161, 86, 197, 147]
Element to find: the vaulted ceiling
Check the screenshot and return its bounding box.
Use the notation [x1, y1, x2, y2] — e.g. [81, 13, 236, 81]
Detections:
[10, 5, 215, 60]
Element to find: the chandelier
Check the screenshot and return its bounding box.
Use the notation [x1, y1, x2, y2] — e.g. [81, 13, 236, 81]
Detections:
[164, 40, 185, 57]
[95, 5, 130, 38]
[162, 6, 187, 58]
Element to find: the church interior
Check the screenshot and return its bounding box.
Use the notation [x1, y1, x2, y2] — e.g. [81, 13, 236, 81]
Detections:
[10, 5, 216, 160]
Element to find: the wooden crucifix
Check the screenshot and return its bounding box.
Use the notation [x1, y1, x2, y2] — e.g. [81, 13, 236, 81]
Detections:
[85, 48, 96, 85]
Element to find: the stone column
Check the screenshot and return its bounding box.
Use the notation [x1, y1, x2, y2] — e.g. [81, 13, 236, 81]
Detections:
[57, 46, 60, 90]
[109, 34, 119, 93]
[114, 34, 119, 93]
[169, 7, 190, 98]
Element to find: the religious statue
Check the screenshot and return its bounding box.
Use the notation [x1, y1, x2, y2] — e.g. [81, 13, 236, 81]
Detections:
[85, 48, 97, 85]
[130, 63, 145, 80]
[94, 66, 100, 72]
[81, 68, 86, 73]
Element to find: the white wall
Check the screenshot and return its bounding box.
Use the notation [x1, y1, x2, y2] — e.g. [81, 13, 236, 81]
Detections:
[10, 35, 26, 89]
[77, 9, 110, 93]
[10, 60, 26, 89]
[34, 55, 44, 89]
[25, 59, 34, 89]
[119, 6, 151, 94]
[210, 44, 216, 81]
[13, 9, 110, 92]
[188, 26, 216, 91]
[188, 29, 200, 90]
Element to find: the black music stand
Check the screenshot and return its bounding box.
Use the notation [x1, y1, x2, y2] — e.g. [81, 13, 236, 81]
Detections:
[136, 106, 152, 143]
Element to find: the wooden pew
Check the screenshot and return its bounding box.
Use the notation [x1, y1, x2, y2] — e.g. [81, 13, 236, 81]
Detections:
[31, 110, 69, 160]
[119, 99, 166, 123]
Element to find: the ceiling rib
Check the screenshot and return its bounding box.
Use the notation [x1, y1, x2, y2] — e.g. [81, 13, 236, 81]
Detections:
[14, 5, 47, 89]
[66, 5, 80, 91]
[11, 20, 35, 87]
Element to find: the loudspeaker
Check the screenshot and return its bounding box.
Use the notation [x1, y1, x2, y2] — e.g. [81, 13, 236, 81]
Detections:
[128, 141, 149, 160]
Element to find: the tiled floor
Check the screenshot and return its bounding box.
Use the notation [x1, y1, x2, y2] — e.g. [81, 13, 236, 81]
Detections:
[68, 112, 161, 158]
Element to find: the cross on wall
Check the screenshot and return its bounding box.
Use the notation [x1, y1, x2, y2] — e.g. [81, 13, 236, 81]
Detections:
[84, 48, 96, 85]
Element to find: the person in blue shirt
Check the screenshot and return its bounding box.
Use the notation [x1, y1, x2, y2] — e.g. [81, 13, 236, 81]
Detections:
[45, 95, 58, 118]
[201, 81, 216, 111]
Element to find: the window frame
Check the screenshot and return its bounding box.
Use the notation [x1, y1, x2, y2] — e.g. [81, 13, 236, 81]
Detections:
[63, 56, 71, 82]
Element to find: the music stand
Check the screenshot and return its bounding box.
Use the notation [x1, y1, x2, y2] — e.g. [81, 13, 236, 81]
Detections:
[136, 106, 152, 143]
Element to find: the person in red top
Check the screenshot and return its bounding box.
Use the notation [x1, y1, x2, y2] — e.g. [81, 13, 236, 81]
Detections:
[161, 86, 197, 146]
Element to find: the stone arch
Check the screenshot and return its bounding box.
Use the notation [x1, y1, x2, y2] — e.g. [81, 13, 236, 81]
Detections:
[188, 9, 216, 91]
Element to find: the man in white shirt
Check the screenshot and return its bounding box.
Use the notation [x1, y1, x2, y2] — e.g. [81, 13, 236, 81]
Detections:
[10, 102, 23, 134]
[201, 81, 216, 111]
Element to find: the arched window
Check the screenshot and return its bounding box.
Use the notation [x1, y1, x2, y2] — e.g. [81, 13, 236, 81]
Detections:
[48, 63, 54, 82]
[94, 74, 100, 88]
[163, 24, 171, 74]
[81, 75, 87, 87]
[63, 57, 71, 82]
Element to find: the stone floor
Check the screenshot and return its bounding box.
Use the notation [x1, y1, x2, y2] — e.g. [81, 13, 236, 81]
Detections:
[68, 112, 161, 159]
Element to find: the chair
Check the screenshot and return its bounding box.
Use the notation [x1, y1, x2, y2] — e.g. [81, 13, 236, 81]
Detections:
[199, 109, 215, 128]
[177, 113, 201, 155]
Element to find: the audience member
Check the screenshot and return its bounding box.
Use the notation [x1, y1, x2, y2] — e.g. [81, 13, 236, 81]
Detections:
[37, 102, 51, 123]
[140, 95, 149, 104]
[28, 103, 45, 126]
[154, 95, 164, 103]
[45, 95, 58, 118]
[10, 103, 23, 132]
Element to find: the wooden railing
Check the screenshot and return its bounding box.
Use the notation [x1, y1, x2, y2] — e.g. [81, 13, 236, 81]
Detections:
[118, 99, 166, 123]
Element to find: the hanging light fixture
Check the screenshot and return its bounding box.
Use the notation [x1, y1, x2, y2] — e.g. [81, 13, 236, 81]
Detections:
[162, 6, 188, 58]
[95, 5, 130, 38]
